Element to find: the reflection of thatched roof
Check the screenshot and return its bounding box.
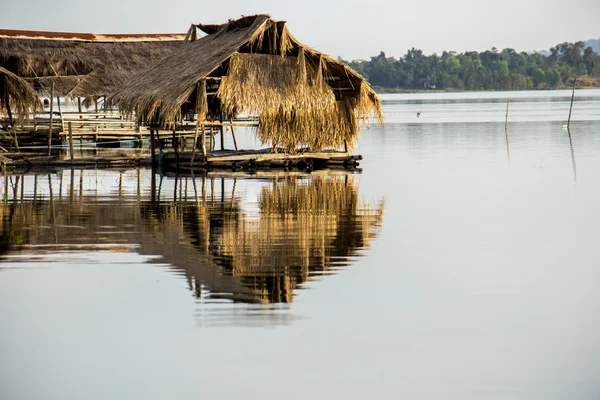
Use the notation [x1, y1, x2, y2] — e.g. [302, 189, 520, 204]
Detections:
[110, 14, 383, 151]
[207, 175, 384, 303]
[0, 30, 184, 98]
[0, 66, 41, 121]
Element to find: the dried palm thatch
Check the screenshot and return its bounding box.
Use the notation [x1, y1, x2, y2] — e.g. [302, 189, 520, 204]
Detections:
[0, 66, 41, 123]
[218, 51, 335, 151]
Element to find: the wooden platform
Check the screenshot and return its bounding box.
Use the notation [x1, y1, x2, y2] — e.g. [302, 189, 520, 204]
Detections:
[161, 149, 362, 172]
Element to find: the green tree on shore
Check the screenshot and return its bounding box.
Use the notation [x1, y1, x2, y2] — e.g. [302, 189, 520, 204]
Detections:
[342, 40, 600, 91]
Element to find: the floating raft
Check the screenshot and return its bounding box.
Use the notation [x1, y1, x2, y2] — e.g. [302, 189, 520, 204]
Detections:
[161, 149, 362, 172]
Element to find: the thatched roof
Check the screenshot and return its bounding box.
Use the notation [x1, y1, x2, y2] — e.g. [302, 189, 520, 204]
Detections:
[110, 14, 383, 151]
[0, 29, 185, 99]
[0, 66, 41, 123]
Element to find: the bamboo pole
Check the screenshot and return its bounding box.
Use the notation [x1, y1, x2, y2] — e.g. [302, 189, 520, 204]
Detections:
[505, 99, 510, 128]
[220, 113, 224, 150]
[56, 95, 63, 130]
[201, 124, 207, 160]
[191, 119, 201, 166]
[230, 117, 239, 151]
[5, 97, 19, 152]
[567, 77, 577, 128]
[48, 82, 54, 156]
[68, 121, 74, 164]
[204, 121, 258, 127]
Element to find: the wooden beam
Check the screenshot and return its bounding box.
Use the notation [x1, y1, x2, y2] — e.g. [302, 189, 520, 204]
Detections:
[47, 82, 54, 156]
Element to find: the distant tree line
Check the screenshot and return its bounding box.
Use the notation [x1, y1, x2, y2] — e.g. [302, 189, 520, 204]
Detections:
[340, 41, 600, 91]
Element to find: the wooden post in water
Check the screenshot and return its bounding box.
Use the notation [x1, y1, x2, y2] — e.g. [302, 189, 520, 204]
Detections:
[219, 113, 224, 150]
[5, 97, 19, 152]
[567, 77, 577, 129]
[48, 82, 54, 156]
[191, 119, 201, 166]
[68, 122, 74, 164]
[172, 128, 179, 164]
[150, 128, 157, 168]
[505, 99, 510, 128]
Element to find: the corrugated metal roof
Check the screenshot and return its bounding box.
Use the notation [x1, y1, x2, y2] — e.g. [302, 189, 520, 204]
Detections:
[0, 29, 185, 42]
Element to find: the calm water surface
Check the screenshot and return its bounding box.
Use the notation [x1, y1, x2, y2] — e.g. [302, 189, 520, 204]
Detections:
[1, 90, 600, 399]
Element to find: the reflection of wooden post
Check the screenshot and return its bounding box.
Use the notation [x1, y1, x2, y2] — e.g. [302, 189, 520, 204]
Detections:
[191, 172, 199, 205]
[69, 168, 74, 206]
[68, 122, 74, 164]
[48, 82, 54, 156]
[48, 174, 58, 244]
[221, 177, 225, 203]
[151, 167, 157, 207]
[157, 175, 163, 202]
[567, 127, 577, 182]
[174, 174, 178, 202]
[231, 178, 237, 207]
[567, 78, 577, 128]
[33, 173, 38, 203]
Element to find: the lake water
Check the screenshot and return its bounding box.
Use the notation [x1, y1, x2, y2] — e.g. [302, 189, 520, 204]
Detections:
[1, 90, 599, 399]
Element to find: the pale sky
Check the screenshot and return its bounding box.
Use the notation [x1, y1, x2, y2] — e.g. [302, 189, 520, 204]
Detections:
[1, 0, 598, 60]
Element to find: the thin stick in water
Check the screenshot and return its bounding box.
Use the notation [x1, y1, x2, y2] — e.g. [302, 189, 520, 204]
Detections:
[567, 77, 577, 128]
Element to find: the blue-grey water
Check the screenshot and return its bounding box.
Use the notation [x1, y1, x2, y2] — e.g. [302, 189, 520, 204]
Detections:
[1, 89, 600, 399]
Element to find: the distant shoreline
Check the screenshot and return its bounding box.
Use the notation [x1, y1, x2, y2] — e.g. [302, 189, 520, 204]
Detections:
[373, 78, 600, 94]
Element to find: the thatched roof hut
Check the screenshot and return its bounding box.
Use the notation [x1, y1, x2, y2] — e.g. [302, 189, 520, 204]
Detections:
[0, 29, 184, 100]
[0, 66, 41, 124]
[110, 15, 382, 152]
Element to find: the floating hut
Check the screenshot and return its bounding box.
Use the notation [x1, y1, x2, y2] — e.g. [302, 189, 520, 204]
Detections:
[110, 14, 383, 168]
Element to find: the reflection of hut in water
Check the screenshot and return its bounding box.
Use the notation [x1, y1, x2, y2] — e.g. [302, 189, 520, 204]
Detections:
[179, 175, 384, 303]
[0, 171, 383, 304]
